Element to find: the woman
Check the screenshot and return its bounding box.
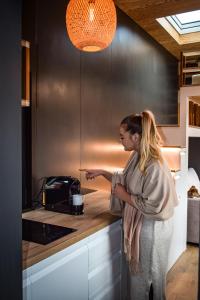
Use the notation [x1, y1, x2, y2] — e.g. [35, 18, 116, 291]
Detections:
[81, 110, 178, 300]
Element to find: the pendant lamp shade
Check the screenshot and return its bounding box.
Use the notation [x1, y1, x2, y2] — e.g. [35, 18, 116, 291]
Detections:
[66, 0, 117, 52]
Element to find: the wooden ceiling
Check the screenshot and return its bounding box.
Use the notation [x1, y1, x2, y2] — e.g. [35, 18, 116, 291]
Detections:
[115, 0, 200, 59]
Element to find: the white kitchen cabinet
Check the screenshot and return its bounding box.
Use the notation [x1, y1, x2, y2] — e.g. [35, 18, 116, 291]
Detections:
[168, 151, 187, 270]
[23, 220, 122, 300]
[23, 239, 89, 300]
[87, 221, 122, 300]
[23, 268, 32, 300]
[31, 246, 88, 300]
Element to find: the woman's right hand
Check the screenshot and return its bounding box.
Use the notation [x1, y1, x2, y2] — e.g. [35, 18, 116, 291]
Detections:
[79, 169, 104, 180]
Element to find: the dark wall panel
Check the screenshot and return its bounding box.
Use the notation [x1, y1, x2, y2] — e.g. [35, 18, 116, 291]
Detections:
[80, 48, 115, 189]
[0, 0, 22, 299]
[110, 10, 178, 125]
[189, 137, 200, 179]
[32, 0, 81, 193]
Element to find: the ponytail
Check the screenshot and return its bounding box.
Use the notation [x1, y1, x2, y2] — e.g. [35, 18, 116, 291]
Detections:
[139, 111, 163, 172]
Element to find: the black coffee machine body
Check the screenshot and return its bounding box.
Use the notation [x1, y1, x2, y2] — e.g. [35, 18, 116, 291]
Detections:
[43, 176, 80, 214]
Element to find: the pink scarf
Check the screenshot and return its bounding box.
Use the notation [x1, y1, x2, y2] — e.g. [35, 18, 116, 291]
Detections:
[123, 203, 143, 274]
[110, 152, 143, 274]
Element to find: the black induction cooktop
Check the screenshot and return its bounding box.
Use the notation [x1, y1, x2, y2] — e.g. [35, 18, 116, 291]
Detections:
[22, 219, 77, 245]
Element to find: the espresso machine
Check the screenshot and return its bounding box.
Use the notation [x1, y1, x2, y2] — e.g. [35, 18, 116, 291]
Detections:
[43, 176, 82, 214]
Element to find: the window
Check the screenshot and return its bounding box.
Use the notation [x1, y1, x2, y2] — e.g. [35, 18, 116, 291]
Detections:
[166, 10, 200, 34]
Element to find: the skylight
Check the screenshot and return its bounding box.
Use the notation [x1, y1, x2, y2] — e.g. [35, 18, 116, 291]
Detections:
[166, 10, 200, 34]
[177, 11, 200, 24]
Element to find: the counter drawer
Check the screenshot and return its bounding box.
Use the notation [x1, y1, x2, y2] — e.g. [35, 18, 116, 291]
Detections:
[88, 251, 121, 300]
[88, 220, 122, 272]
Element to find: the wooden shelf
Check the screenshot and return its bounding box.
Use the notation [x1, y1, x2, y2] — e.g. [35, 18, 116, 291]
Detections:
[189, 99, 200, 127]
[180, 52, 200, 87]
[182, 84, 200, 87]
[183, 68, 200, 73]
[189, 125, 200, 129]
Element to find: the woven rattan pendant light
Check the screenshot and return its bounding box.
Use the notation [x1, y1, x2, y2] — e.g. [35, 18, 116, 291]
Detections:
[66, 0, 117, 52]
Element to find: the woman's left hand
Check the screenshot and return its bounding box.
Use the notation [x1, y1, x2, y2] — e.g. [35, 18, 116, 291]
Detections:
[112, 183, 128, 200]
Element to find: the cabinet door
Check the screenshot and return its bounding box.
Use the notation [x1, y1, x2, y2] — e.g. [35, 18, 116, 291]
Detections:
[23, 269, 32, 300]
[30, 245, 88, 300]
[88, 220, 122, 300]
[168, 171, 187, 270]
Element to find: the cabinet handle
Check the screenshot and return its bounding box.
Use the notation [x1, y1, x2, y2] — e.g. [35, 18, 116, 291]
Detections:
[21, 40, 30, 107]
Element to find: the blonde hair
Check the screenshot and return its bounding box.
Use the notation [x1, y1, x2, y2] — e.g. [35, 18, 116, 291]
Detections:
[120, 110, 163, 172]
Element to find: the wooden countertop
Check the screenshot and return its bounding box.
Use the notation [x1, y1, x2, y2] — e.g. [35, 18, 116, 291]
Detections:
[22, 190, 121, 270]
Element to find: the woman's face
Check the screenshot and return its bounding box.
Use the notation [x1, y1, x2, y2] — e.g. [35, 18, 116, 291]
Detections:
[119, 125, 140, 151]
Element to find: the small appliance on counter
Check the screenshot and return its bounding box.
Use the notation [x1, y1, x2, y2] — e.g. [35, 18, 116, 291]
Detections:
[43, 176, 83, 215]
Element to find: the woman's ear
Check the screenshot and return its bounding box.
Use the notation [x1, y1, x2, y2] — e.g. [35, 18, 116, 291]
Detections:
[131, 133, 140, 143]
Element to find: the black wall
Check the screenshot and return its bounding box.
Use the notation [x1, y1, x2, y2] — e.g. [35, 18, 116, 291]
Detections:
[0, 0, 22, 299]
[22, 0, 179, 197]
[189, 137, 200, 179]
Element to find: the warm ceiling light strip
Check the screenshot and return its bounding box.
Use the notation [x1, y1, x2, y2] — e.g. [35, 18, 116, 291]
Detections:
[66, 0, 117, 52]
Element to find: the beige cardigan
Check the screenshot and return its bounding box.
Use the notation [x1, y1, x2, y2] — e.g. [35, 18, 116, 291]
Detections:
[110, 151, 178, 220]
